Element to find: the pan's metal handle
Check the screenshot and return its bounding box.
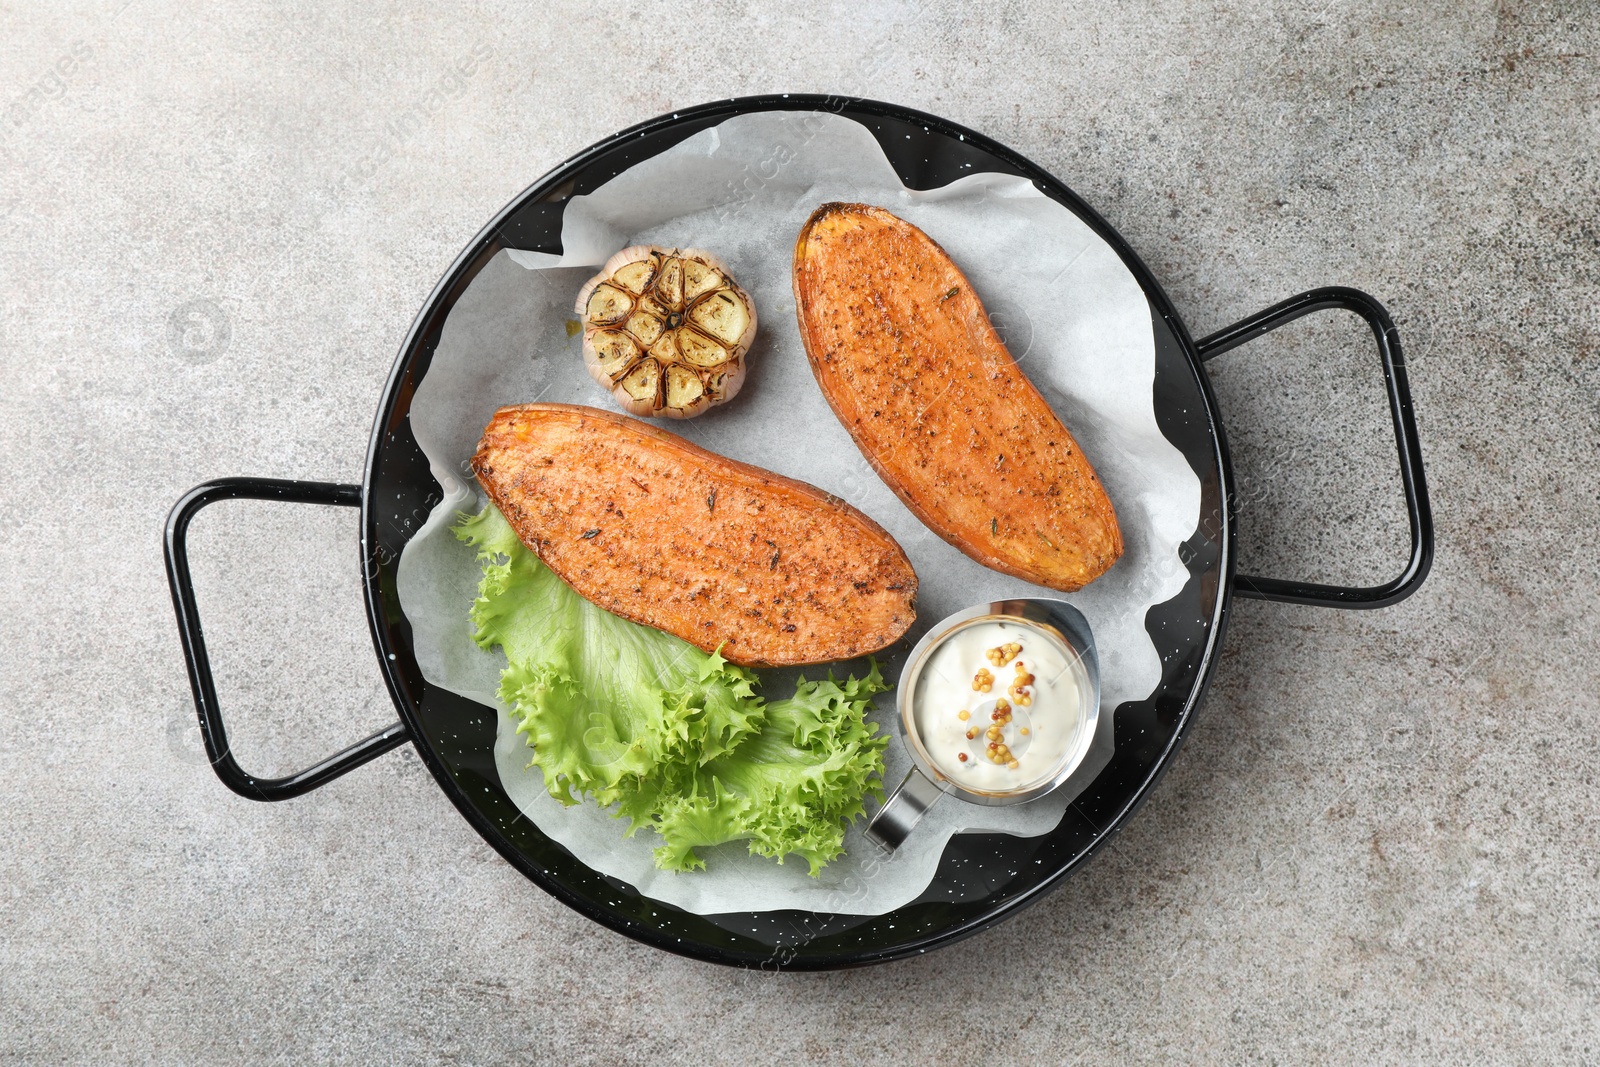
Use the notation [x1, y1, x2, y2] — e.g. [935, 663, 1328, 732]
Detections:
[1197, 286, 1433, 609]
[163, 477, 410, 800]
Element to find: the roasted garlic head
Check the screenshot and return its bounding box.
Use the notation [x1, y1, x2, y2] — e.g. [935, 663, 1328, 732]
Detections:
[575, 246, 757, 419]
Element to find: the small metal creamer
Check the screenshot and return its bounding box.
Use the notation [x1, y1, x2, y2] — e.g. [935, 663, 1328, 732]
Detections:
[866, 598, 1110, 852]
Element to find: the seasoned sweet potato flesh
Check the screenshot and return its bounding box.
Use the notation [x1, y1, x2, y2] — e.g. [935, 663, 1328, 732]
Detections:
[471, 403, 918, 667]
[792, 203, 1123, 592]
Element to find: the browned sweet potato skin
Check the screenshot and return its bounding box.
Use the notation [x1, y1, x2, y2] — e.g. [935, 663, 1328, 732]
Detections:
[471, 403, 917, 667]
[792, 202, 1123, 592]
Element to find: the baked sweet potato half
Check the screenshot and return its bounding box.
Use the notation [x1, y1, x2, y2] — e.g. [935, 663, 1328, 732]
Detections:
[793, 202, 1123, 592]
[471, 403, 917, 667]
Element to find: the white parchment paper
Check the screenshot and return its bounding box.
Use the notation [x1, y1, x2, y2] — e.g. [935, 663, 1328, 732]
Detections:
[396, 111, 1201, 916]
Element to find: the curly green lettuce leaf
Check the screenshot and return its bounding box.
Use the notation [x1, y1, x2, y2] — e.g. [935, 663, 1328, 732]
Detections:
[455, 502, 888, 874]
[653, 665, 890, 875]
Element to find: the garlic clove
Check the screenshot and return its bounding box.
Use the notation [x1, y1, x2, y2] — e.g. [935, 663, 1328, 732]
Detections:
[588, 330, 642, 382]
[584, 283, 634, 325]
[610, 257, 656, 294]
[687, 290, 753, 347]
[656, 256, 684, 305]
[663, 364, 707, 416]
[675, 328, 727, 368]
[617, 358, 661, 416]
[625, 309, 666, 347]
[682, 258, 722, 300]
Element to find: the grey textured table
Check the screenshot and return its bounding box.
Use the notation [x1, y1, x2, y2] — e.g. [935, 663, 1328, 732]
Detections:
[3, 2, 1596, 1062]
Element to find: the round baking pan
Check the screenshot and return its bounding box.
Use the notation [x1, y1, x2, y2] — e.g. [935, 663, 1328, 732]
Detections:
[164, 95, 1433, 969]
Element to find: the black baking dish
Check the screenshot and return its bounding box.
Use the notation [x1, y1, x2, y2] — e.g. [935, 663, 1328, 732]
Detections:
[164, 95, 1433, 969]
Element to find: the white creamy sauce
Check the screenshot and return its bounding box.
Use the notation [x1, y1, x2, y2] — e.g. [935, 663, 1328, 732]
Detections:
[909, 617, 1088, 794]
